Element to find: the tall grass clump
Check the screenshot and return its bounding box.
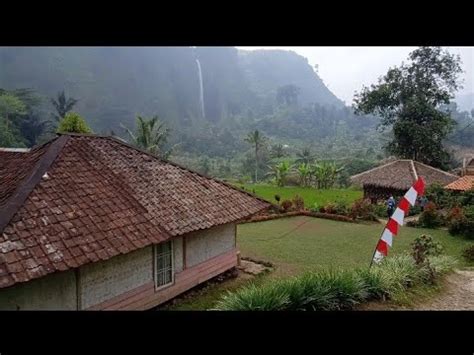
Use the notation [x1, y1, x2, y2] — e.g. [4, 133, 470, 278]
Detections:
[215, 254, 458, 311]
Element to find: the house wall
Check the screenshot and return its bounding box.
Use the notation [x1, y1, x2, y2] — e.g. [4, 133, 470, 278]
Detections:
[0, 270, 77, 310]
[174, 236, 184, 273]
[185, 224, 235, 268]
[79, 247, 153, 309]
[87, 223, 237, 310]
[0, 223, 237, 310]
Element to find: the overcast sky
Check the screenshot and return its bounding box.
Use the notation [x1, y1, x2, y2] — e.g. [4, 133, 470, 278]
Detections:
[237, 47, 474, 105]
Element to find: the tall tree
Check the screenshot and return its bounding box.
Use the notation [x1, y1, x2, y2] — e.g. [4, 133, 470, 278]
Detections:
[266, 161, 291, 187]
[276, 84, 300, 106]
[57, 112, 92, 134]
[122, 115, 171, 157]
[295, 147, 316, 165]
[50, 91, 78, 121]
[270, 143, 286, 159]
[296, 163, 312, 187]
[353, 47, 463, 168]
[0, 93, 26, 129]
[244, 130, 268, 183]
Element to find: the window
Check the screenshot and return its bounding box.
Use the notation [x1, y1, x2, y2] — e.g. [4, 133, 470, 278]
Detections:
[154, 241, 174, 289]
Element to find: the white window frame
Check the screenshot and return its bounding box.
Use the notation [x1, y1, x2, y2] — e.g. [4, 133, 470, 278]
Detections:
[154, 241, 175, 291]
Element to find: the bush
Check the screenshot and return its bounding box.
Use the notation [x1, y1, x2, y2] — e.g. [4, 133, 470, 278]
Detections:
[407, 204, 422, 216]
[448, 206, 474, 238]
[280, 200, 293, 212]
[349, 198, 377, 221]
[57, 112, 92, 134]
[274, 194, 281, 203]
[292, 194, 305, 211]
[215, 255, 457, 311]
[320, 201, 349, 215]
[215, 283, 290, 311]
[373, 203, 388, 218]
[418, 202, 443, 228]
[461, 190, 474, 207]
[411, 235, 444, 265]
[425, 184, 459, 209]
[310, 202, 319, 212]
[462, 244, 474, 261]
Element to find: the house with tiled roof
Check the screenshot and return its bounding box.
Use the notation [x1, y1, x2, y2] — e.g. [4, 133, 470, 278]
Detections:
[0, 133, 270, 310]
[445, 157, 474, 192]
[350, 159, 459, 201]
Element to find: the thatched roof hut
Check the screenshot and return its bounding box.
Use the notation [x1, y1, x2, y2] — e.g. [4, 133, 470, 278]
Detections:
[350, 159, 459, 201]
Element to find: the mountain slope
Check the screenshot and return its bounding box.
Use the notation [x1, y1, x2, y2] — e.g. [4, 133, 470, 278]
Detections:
[0, 47, 344, 134]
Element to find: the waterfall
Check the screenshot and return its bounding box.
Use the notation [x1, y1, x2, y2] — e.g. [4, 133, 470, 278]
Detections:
[196, 59, 205, 118]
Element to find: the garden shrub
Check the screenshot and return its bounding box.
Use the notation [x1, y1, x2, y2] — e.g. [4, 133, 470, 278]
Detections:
[411, 235, 443, 265]
[320, 202, 335, 214]
[349, 198, 377, 221]
[418, 202, 443, 228]
[280, 200, 293, 212]
[448, 206, 474, 239]
[407, 204, 422, 216]
[461, 190, 474, 207]
[462, 244, 474, 261]
[292, 194, 305, 211]
[215, 255, 457, 311]
[373, 203, 388, 218]
[425, 184, 459, 209]
[274, 194, 281, 204]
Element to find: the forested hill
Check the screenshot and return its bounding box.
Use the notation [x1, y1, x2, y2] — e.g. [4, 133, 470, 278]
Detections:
[0, 47, 343, 133]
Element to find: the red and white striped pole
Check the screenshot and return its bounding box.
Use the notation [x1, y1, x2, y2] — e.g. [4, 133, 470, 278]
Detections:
[370, 177, 426, 267]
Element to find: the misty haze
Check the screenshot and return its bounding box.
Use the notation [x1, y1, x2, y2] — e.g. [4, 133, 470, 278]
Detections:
[1, 46, 474, 312]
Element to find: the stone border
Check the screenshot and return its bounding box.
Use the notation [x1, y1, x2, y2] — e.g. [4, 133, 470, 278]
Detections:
[240, 210, 358, 224]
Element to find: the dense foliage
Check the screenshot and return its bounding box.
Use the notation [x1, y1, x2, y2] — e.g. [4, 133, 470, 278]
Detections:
[57, 112, 92, 134]
[354, 47, 463, 169]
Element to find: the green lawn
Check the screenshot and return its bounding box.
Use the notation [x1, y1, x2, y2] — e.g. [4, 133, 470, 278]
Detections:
[237, 184, 362, 208]
[163, 216, 473, 310]
[238, 216, 474, 277]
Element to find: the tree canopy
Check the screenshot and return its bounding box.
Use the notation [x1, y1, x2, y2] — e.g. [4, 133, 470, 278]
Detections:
[57, 112, 92, 134]
[353, 47, 463, 169]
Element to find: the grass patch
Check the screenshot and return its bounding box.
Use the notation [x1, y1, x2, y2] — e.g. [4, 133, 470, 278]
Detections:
[238, 216, 474, 277]
[236, 184, 362, 208]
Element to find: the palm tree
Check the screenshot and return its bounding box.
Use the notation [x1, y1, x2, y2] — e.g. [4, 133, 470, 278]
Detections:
[270, 143, 286, 159]
[121, 115, 171, 157]
[244, 130, 268, 183]
[296, 163, 312, 187]
[50, 91, 78, 121]
[266, 161, 291, 187]
[295, 147, 316, 165]
[313, 161, 345, 189]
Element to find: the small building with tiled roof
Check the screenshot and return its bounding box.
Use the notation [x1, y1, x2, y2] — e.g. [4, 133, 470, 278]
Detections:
[444, 157, 474, 192]
[350, 159, 459, 201]
[0, 133, 270, 310]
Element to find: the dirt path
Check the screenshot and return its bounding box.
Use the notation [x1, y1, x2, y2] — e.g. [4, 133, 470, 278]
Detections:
[359, 269, 474, 310]
[411, 269, 474, 310]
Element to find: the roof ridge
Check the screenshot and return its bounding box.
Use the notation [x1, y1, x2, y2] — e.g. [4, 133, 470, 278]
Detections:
[0, 135, 69, 233]
[350, 159, 401, 180]
[103, 135, 276, 209]
[413, 160, 459, 178]
[410, 160, 419, 180]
